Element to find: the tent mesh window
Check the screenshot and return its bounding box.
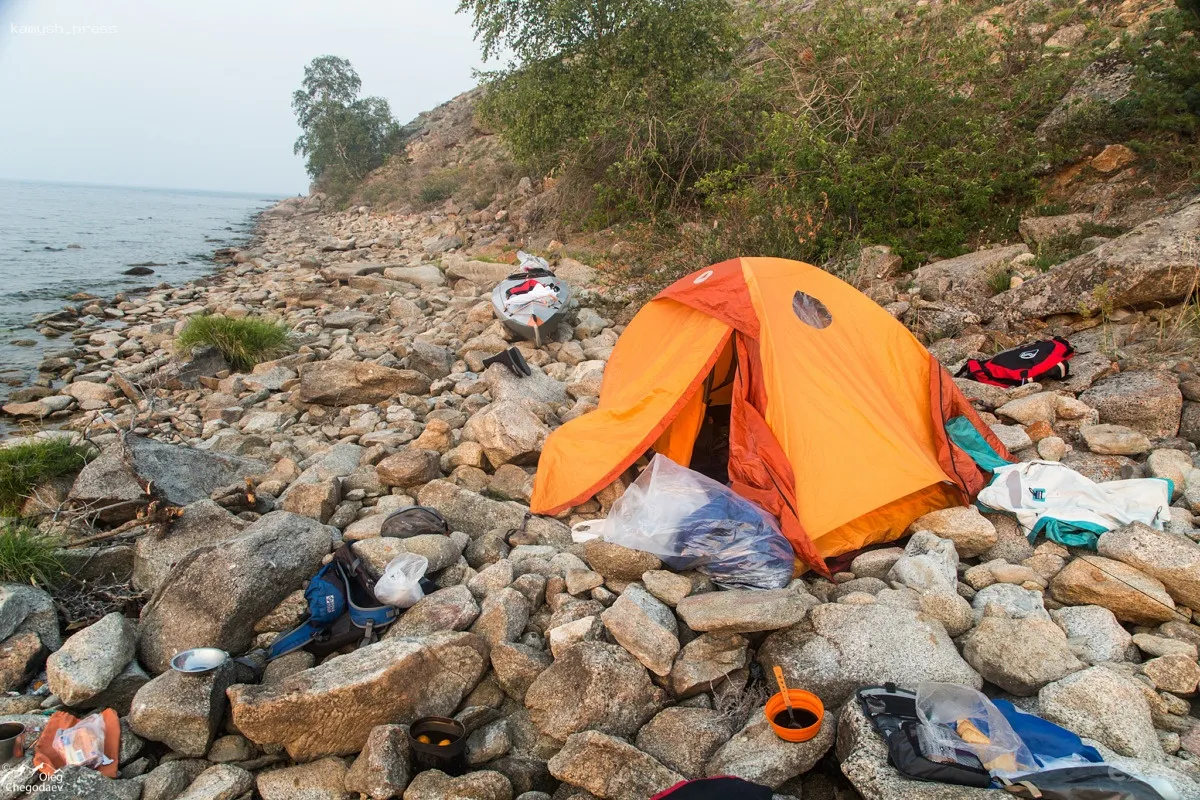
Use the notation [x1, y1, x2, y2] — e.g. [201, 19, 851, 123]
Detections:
[792, 291, 833, 329]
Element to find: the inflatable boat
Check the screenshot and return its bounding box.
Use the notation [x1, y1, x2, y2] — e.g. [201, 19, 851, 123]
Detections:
[491, 267, 571, 345]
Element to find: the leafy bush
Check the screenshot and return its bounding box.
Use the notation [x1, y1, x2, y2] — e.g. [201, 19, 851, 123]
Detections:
[0, 522, 62, 587]
[0, 438, 93, 516]
[462, 0, 742, 195]
[177, 315, 292, 373]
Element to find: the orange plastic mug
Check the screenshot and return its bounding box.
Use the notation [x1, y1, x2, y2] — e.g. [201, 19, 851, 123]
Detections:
[765, 689, 825, 742]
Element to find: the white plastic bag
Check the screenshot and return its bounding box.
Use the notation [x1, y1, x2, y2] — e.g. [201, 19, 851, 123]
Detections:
[374, 553, 429, 608]
[603, 454, 794, 590]
[516, 250, 550, 272]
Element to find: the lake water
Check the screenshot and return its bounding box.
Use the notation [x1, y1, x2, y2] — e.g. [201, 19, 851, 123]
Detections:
[0, 180, 280, 394]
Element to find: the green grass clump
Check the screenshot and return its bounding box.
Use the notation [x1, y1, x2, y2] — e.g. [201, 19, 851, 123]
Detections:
[177, 315, 292, 373]
[0, 438, 93, 516]
[0, 521, 62, 587]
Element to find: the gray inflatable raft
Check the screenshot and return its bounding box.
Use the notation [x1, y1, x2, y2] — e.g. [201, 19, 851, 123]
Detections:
[491, 268, 571, 345]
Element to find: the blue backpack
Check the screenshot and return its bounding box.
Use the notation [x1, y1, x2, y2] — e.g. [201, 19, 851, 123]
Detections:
[268, 545, 400, 660]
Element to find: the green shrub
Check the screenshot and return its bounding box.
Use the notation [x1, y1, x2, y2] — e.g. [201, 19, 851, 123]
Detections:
[987, 269, 1014, 296]
[0, 521, 62, 587]
[177, 315, 292, 373]
[0, 438, 93, 516]
[418, 170, 463, 205]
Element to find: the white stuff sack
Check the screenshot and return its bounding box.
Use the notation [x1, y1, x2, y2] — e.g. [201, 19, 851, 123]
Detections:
[374, 553, 428, 608]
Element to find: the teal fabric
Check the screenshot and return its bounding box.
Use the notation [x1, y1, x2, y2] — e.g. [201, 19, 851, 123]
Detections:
[946, 416, 1010, 472]
[1030, 516, 1108, 549]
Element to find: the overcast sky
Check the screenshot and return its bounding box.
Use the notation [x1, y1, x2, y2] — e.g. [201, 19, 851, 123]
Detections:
[0, 0, 487, 195]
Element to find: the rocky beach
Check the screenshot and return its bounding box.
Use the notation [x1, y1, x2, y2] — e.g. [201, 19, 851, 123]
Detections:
[0, 103, 1198, 798]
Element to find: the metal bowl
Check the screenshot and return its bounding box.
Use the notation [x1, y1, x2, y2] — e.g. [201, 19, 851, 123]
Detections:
[170, 647, 229, 673]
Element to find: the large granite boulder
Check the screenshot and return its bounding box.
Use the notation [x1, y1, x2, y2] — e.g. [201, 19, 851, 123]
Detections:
[675, 588, 816, 634]
[1098, 522, 1200, 611]
[228, 632, 488, 761]
[758, 604, 981, 708]
[547, 731, 682, 800]
[137, 511, 334, 673]
[706, 706, 835, 789]
[524, 642, 664, 742]
[463, 401, 550, 468]
[69, 436, 266, 522]
[1049, 555, 1176, 625]
[298, 361, 430, 405]
[962, 615, 1085, 695]
[46, 612, 136, 707]
[1038, 666, 1161, 760]
[995, 197, 1200, 320]
[1078, 371, 1182, 438]
[132, 500, 248, 593]
[129, 661, 237, 757]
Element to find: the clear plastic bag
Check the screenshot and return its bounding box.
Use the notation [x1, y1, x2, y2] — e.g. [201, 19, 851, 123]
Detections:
[53, 713, 112, 770]
[916, 683, 1037, 776]
[374, 553, 429, 608]
[602, 454, 794, 590]
[516, 250, 550, 272]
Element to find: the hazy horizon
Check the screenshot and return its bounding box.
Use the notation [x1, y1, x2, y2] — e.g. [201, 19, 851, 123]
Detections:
[0, 0, 487, 195]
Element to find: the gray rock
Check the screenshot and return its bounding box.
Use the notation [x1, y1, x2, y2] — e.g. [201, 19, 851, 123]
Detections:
[229, 632, 488, 761]
[466, 719, 511, 765]
[408, 340, 455, 380]
[2, 583, 60, 651]
[70, 435, 266, 521]
[913, 244, 1030, 309]
[484, 363, 568, 407]
[207, 734, 254, 763]
[962, 615, 1085, 695]
[491, 641, 552, 702]
[600, 585, 679, 676]
[758, 603, 981, 708]
[386, 585, 480, 638]
[668, 632, 750, 698]
[1051, 605, 1136, 663]
[138, 759, 208, 800]
[463, 401, 550, 468]
[1079, 371, 1182, 439]
[887, 532, 958, 595]
[129, 661, 236, 757]
[175, 764, 254, 800]
[138, 511, 334, 673]
[548, 731, 682, 800]
[470, 587, 530, 646]
[706, 706, 835, 789]
[1036, 55, 1134, 135]
[970, 583, 1049, 620]
[0, 587, 29, 641]
[85, 657, 150, 714]
[46, 612, 136, 707]
[403, 769, 511, 800]
[676, 588, 815, 634]
[345, 724, 411, 800]
[132, 500, 248, 593]
[1038, 666, 1161, 760]
[636, 707, 732, 780]
[43, 766, 142, 800]
[256, 756, 350, 800]
[524, 641, 664, 741]
[849, 548, 905, 580]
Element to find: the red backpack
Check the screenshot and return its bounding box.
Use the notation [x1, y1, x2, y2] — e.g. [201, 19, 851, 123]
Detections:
[956, 337, 1074, 387]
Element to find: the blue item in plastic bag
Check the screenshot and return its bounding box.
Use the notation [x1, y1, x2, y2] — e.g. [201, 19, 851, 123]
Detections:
[602, 455, 795, 590]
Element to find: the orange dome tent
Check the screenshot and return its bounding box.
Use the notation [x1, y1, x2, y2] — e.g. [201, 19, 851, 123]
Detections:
[530, 257, 1011, 576]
